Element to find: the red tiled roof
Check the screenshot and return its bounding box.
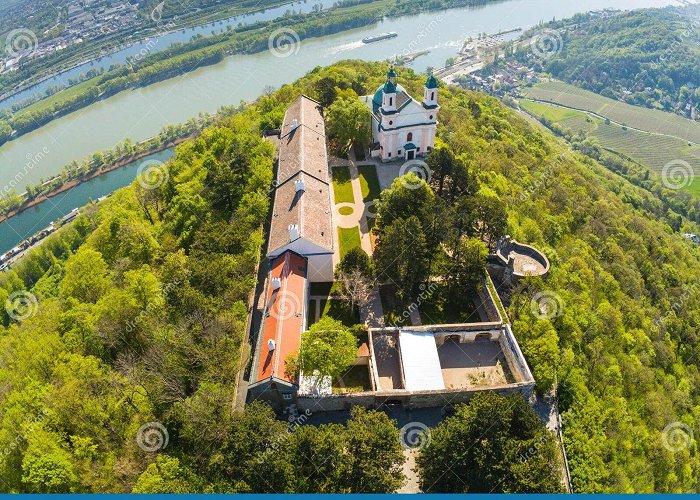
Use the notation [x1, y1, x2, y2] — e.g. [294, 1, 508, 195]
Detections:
[255, 251, 307, 384]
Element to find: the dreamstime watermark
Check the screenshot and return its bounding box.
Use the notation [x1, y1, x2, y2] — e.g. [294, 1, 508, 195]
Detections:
[399, 422, 431, 450]
[388, 282, 438, 328]
[364, 199, 378, 219]
[137, 159, 169, 190]
[518, 432, 549, 463]
[5, 290, 39, 322]
[398, 159, 432, 190]
[661, 160, 694, 190]
[256, 409, 313, 464]
[1, 146, 50, 201]
[268, 28, 301, 58]
[0, 408, 48, 466]
[661, 422, 694, 452]
[125, 279, 181, 333]
[393, 16, 444, 60]
[124, 1, 178, 71]
[136, 421, 169, 452]
[151, 1, 166, 22]
[5, 28, 38, 58]
[518, 153, 566, 203]
[530, 290, 563, 320]
[269, 289, 302, 321]
[649, 18, 700, 70]
[530, 29, 563, 60]
[655, 282, 699, 328]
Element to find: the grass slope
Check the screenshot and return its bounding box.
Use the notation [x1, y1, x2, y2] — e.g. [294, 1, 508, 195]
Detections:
[522, 80, 700, 144]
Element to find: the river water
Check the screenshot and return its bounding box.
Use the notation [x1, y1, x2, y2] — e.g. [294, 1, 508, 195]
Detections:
[0, 0, 340, 110]
[0, 0, 681, 253]
[0, 148, 173, 255]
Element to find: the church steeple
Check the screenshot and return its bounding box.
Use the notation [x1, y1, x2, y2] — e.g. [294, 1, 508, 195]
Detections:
[387, 66, 398, 86]
[423, 72, 438, 108]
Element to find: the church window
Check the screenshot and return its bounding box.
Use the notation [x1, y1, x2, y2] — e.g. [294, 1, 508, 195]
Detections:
[431, 91, 435, 100]
[388, 152, 392, 158]
[429, 115, 433, 120]
[407, 132, 413, 141]
[389, 97, 393, 106]
[389, 120, 393, 125]
[398, 150, 401, 155]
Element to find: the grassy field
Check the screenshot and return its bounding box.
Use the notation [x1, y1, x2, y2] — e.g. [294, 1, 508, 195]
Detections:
[338, 226, 361, 259]
[332, 166, 355, 204]
[522, 80, 700, 145]
[688, 178, 700, 197]
[521, 99, 700, 180]
[14, 79, 96, 118]
[357, 164, 382, 202]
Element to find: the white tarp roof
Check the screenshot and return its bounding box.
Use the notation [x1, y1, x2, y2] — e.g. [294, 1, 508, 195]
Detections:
[399, 330, 445, 391]
[298, 371, 332, 396]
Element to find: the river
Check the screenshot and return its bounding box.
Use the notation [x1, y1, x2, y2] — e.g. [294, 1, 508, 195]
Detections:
[0, 0, 681, 253]
[0, 148, 173, 255]
[0, 0, 340, 111]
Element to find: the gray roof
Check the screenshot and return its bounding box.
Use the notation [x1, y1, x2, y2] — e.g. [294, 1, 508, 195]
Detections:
[267, 95, 333, 255]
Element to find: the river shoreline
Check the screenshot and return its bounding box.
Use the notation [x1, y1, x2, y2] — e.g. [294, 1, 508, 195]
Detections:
[0, 0, 512, 148]
[0, 0, 315, 108]
[0, 133, 193, 226]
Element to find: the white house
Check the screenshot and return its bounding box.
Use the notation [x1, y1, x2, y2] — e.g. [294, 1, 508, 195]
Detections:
[362, 68, 439, 162]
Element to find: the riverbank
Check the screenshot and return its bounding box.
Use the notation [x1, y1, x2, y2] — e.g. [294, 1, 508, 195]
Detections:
[0, 0, 507, 147]
[0, 133, 192, 226]
[0, 0, 305, 108]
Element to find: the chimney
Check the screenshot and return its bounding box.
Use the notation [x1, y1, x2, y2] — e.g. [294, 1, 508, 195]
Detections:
[268, 339, 276, 351]
[288, 224, 299, 241]
[291, 118, 298, 129]
[272, 277, 281, 291]
[294, 178, 305, 193]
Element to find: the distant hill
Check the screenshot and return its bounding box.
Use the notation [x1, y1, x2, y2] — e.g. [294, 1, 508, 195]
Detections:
[527, 6, 700, 121]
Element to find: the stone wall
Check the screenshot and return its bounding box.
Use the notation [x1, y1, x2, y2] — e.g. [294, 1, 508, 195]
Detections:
[500, 323, 535, 384]
[476, 277, 503, 323]
[297, 382, 535, 412]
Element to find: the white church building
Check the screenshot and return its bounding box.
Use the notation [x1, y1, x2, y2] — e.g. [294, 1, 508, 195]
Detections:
[362, 68, 439, 162]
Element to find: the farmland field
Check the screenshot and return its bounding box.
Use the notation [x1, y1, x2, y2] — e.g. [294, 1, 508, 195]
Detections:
[522, 81, 700, 145]
[520, 99, 700, 182]
[689, 178, 700, 198]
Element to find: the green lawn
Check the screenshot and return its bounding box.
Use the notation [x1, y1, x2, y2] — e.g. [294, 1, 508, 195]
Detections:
[338, 226, 361, 259]
[16, 79, 96, 118]
[332, 166, 355, 204]
[520, 100, 584, 122]
[357, 164, 382, 202]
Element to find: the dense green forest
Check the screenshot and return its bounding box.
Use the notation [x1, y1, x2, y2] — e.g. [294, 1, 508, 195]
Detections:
[526, 7, 700, 119]
[1, 60, 699, 492]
